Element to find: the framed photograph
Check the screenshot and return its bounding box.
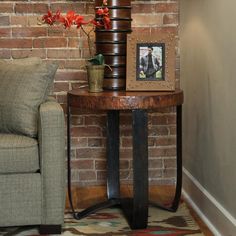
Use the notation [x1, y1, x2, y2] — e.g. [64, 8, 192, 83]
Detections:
[126, 31, 176, 91]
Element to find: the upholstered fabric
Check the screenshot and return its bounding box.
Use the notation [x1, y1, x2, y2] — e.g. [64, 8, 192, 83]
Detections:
[0, 173, 41, 227]
[0, 58, 65, 230]
[0, 59, 58, 137]
[39, 100, 66, 225]
[0, 99, 66, 229]
[0, 134, 39, 174]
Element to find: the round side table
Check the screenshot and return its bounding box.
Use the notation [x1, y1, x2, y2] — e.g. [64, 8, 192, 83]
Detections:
[67, 89, 184, 229]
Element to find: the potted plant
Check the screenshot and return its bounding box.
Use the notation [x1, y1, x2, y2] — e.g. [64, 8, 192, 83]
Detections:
[87, 54, 105, 92]
[41, 0, 111, 92]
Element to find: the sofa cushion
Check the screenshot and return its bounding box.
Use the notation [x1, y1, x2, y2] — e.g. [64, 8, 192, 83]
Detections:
[0, 134, 39, 174]
[0, 58, 58, 137]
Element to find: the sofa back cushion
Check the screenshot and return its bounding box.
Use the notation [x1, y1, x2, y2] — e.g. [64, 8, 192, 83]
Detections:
[0, 58, 58, 137]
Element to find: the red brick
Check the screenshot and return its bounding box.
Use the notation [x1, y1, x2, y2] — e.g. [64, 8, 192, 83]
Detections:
[11, 49, 46, 59]
[150, 114, 176, 125]
[132, 14, 162, 26]
[120, 160, 129, 169]
[71, 126, 102, 137]
[11, 16, 27, 26]
[148, 126, 169, 136]
[156, 3, 179, 13]
[163, 158, 176, 168]
[71, 137, 87, 148]
[97, 170, 106, 180]
[68, 38, 80, 48]
[120, 170, 130, 180]
[0, 50, 11, 59]
[71, 160, 94, 169]
[86, 2, 95, 14]
[132, 3, 155, 14]
[95, 160, 106, 170]
[33, 37, 67, 48]
[79, 171, 96, 181]
[64, 28, 79, 37]
[50, 3, 86, 14]
[56, 94, 67, 104]
[149, 170, 162, 179]
[149, 27, 178, 35]
[0, 16, 10, 26]
[48, 26, 64, 37]
[163, 14, 179, 25]
[76, 148, 106, 159]
[169, 126, 177, 135]
[120, 149, 132, 159]
[71, 82, 88, 90]
[65, 59, 87, 70]
[0, 28, 11, 37]
[149, 147, 176, 157]
[47, 49, 81, 59]
[0, 39, 32, 48]
[53, 82, 69, 92]
[27, 16, 40, 26]
[47, 59, 66, 70]
[12, 27, 47, 37]
[55, 70, 87, 81]
[71, 116, 84, 126]
[84, 115, 106, 126]
[88, 138, 105, 147]
[162, 168, 176, 178]
[156, 136, 176, 146]
[121, 137, 155, 147]
[149, 159, 163, 169]
[15, 3, 48, 14]
[120, 126, 132, 136]
[0, 3, 14, 13]
[15, 3, 33, 13]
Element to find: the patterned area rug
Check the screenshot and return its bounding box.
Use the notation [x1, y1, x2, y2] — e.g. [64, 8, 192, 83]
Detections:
[0, 203, 204, 236]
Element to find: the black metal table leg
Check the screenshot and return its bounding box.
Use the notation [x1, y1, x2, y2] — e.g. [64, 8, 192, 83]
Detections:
[122, 110, 149, 229]
[150, 105, 182, 212]
[107, 110, 120, 199]
[69, 110, 120, 220]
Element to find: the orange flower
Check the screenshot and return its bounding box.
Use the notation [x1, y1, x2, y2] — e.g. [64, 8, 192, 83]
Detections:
[41, 2, 111, 56]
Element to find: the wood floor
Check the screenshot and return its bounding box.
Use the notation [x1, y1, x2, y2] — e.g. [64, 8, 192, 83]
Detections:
[65, 185, 214, 236]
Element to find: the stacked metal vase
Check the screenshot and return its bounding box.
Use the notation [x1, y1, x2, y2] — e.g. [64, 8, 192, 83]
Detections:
[95, 0, 132, 90]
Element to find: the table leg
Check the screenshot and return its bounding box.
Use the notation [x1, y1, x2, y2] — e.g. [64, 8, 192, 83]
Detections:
[150, 105, 182, 212]
[107, 110, 120, 199]
[71, 110, 120, 220]
[122, 109, 149, 229]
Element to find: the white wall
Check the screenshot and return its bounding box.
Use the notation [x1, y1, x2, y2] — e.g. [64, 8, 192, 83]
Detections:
[180, 0, 236, 234]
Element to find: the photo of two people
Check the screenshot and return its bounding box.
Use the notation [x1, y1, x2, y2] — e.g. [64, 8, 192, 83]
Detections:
[138, 44, 164, 81]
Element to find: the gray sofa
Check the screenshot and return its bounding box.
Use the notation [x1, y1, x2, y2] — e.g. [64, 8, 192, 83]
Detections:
[0, 58, 66, 234]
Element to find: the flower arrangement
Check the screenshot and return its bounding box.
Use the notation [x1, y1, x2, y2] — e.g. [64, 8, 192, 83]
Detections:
[41, 0, 111, 64]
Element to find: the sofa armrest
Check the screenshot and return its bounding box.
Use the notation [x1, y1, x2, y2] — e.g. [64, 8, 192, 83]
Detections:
[38, 100, 66, 225]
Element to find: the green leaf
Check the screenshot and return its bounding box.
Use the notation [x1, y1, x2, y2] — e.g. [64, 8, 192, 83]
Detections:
[88, 54, 105, 65]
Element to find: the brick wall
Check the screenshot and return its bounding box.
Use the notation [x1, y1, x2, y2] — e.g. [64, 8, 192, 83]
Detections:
[0, 0, 179, 187]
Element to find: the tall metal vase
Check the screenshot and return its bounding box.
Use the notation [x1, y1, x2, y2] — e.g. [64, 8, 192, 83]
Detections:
[95, 0, 132, 91]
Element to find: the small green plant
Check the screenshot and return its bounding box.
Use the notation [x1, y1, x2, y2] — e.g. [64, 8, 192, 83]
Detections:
[87, 54, 112, 71]
[88, 54, 105, 65]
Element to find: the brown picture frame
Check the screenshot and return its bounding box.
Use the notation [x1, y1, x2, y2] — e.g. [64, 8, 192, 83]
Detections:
[126, 31, 176, 91]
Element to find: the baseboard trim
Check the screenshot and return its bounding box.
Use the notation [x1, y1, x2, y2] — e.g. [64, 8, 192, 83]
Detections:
[183, 167, 236, 236]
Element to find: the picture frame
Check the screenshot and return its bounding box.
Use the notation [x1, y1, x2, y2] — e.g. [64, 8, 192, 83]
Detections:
[126, 31, 176, 91]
